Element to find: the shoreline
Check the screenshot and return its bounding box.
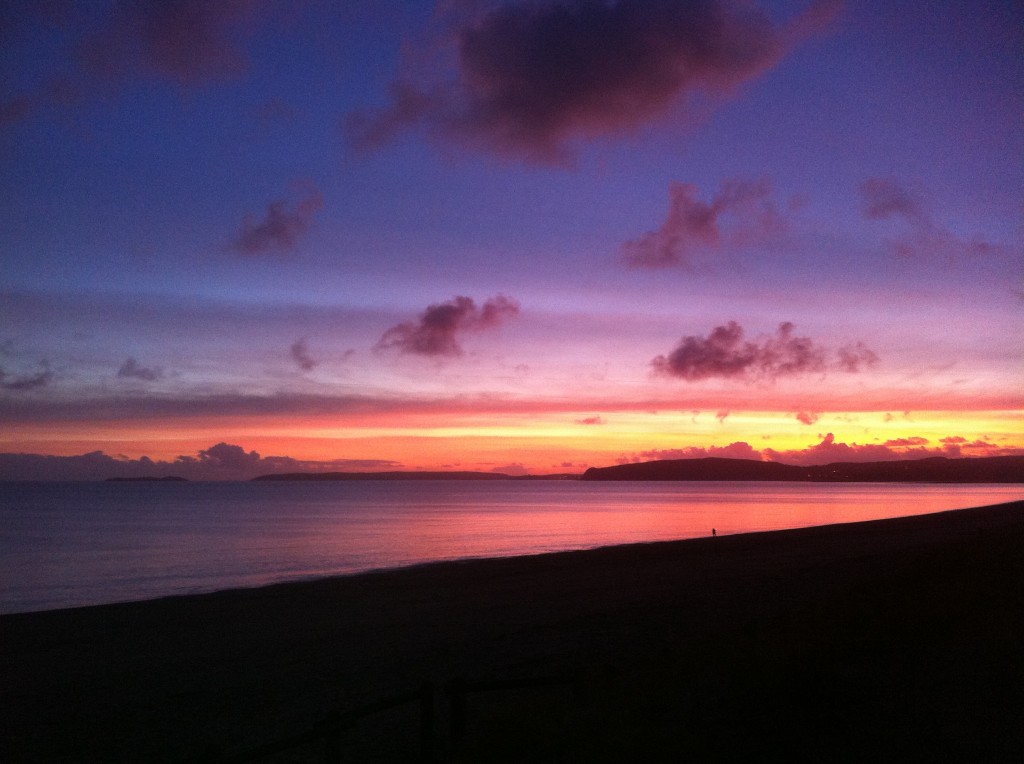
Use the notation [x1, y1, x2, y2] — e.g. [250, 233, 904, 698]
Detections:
[3, 500, 1023, 760]
[5, 485, 1023, 617]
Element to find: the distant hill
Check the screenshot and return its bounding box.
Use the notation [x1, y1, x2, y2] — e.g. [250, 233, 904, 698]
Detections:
[581, 455, 1024, 483]
[251, 471, 580, 482]
[105, 476, 188, 482]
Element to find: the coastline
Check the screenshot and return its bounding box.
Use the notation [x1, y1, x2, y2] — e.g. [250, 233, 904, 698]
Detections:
[2, 500, 1022, 760]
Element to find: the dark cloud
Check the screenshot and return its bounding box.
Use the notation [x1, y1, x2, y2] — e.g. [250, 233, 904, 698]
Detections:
[117, 357, 162, 381]
[289, 338, 317, 371]
[0, 362, 52, 391]
[652, 321, 827, 381]
[377, 294, 520, 357]
[623, 179, 782, 268]
[348, 0, 837, 163]
[80, 0, 259, 86]
[858, 177, 925, 223]
[196, 442, 261, 470]
[796, 411, 819, 425]
[653, 321, 879, 382]
[232, 189, 323, 256]
[0, 95, 33, 128]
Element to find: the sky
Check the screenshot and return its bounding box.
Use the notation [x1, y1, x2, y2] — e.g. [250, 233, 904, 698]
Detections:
[1, 0, 1022, 480]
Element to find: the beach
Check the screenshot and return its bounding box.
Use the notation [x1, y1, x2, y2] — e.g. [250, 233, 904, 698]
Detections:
[2, 500, 1022, 761]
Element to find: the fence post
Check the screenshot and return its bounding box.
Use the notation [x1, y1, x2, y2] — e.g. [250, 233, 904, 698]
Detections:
[323, 711, 342, 764]
[447, 677, 467, 746]
[419, 681, 435, 762]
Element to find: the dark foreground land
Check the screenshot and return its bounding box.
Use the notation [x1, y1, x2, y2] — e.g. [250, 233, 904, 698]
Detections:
[2, 502, 1023, 762]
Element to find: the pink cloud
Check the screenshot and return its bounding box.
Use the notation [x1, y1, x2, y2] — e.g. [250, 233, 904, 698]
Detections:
[859, 176, 1009, 260]
[625, 441, 763, 463]
[883, 437, 929, 447]
[761, 433, 1024, 466]
[836, 342, 880, 372]
[796, 411, 819, 425]
[576, 416, 605, 425]
[623, 179, 783, 268]
[377, 294, 520, 357]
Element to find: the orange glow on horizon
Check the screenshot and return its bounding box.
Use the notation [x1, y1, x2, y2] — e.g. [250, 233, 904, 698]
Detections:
[3, 408, 1021, 473]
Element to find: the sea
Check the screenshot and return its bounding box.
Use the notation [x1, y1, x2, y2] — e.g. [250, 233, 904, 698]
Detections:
[2, 480, 1022, 615]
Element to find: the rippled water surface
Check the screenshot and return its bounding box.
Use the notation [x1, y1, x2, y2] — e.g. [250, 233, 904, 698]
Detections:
[2, 480, 1021, 614]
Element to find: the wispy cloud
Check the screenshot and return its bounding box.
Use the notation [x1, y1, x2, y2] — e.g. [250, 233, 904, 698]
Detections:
[858, 176, 1008, 260]
[623, 179, 783, 268]
[377, 295, 520, 357]
[0, 362, 52, 391]
[289, 338, 317, 372]
[80, 0, 259, 86]
[232, 188, 323, 256]
[117, 357, 162, 382]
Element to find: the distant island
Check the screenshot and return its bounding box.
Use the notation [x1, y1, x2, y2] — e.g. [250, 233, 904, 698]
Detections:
[249, 456, 1024, 483]
[105, 476, 188, 482]
[252, 471, 579, 482]
[581, 455, 1024, 483]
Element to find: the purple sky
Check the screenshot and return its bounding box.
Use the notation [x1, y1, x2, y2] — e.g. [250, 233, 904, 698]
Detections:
[1, 0, 1021, 478]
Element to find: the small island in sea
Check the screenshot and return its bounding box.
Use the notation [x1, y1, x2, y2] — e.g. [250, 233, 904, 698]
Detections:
[104, 475, 189, 482]
[251, 470, 580, 481]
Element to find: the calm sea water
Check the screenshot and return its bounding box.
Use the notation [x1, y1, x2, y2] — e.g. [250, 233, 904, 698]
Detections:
[1, 480, 1022, 615]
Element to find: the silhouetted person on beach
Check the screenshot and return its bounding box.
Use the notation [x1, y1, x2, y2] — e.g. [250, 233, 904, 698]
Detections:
[712, 528, 717, 537]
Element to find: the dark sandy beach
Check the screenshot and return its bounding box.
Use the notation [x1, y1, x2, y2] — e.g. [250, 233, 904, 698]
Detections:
[3, 501, 1023, 762]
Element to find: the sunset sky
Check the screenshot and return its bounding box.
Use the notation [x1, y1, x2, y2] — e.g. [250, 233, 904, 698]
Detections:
[1, 0, 1021, 479]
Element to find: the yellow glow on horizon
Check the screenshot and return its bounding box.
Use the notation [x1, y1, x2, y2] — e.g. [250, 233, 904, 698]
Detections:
[2, 409, 1020, 471]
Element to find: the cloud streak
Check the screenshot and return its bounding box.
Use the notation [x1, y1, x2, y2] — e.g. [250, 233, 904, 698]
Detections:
[232, 188, 323, 256]
[0, 363, 52, 391]
[117, 357, 162, 381]
[80, 0, 259, 86]
[858, 176, 1008, 260]
[377, 294, 520, 357]
[348, 0, 837, 163]
[289, 338, 317, 372]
